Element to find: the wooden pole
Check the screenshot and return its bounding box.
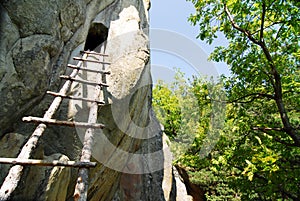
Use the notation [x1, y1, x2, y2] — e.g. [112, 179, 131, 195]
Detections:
[0, 54, 88, 201]
[46, 91, 105, 104]
[0, 158, 96, 168]
[73, 51, 107, 201]
[80, 50, 109, 56]
[67, 64, 110, 74]
[22, 116, 105, 129]
[60, 75, 109, 87]
[73, 57, 111, 65]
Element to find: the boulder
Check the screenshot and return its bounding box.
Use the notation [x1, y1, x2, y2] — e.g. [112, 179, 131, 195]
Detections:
[0, 133, 71, 201]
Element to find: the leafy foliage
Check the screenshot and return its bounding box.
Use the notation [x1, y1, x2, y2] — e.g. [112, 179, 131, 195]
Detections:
[153, 0, 300, 200]
[153, 73, 237, 200]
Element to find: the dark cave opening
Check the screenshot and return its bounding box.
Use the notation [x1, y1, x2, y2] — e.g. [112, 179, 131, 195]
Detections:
[84, 23, 108, 51]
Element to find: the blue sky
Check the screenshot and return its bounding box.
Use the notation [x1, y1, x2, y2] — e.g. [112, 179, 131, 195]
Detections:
[149, 0, 230, 83]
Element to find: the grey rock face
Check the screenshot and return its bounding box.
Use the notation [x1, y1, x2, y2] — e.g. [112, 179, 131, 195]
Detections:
[0, 0, 175, 200]
[0, 0, 115, 135]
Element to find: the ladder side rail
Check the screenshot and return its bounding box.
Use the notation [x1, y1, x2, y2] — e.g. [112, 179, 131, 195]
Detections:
[73, 53, 107, 201]
[0, 53, 88, 201]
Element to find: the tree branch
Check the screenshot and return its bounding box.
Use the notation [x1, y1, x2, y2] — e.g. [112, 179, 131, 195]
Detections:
[274, 23, 285, 42]
[224, 2, 300, 146]
[258, 40, 300, 146]
[278, 185, 300, 200]
[274, 137, 299, 147]
[252, 127, 300, 147]
[252, 127, 284, 131]
[224, 3, 261, 45]
[260, 1, 266, 42]
[251, 21, 288, 36]
[228, 92, 274, 103]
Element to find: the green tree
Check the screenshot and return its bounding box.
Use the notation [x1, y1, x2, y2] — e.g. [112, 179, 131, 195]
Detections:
[153, 72, 237, 200]
[152, 71, 203, 158]
[186, 0, 300, 199]
[188, 0, 299, 145]
[153, 70, 300, 199]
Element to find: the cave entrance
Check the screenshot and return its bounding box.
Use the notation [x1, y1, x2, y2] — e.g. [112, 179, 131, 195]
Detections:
[84, 23, 108, 51]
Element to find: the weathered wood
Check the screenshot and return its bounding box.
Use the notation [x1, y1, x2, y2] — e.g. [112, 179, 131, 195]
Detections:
[0, 54, 88, 201]
[74, 50, 107, 201]
[67, 64, 111, 74]
[73, 57, 111, 65]
[46, 91, 105, 104]
[80, 50, 108, 57]
[22, 116, 105, 129]
[60, 75, 109, 87]
[0, 158, 96, 168]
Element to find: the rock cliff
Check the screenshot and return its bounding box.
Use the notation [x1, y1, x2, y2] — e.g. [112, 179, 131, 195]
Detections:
[0, 0, 194, 200]
[0, 0, 165, 200]
[0, 0, 148, 136]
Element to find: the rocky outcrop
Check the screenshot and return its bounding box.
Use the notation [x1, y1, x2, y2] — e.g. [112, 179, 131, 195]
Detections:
[0, 0, 179, 200]
[0, 0, 197, 200]
[175, 165, 206, 201]
[0, 0, 125, 135]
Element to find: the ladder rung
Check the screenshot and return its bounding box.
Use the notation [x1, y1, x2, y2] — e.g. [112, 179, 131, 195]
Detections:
[0, 157, 96, 168]
[22, 116, 105, 129]
[80, 50, 109, 57]
[73, 57, 111, 65]
[46, 91, 105, 105]
[60, 75, 109, 87]
[67, 64, 111, 74]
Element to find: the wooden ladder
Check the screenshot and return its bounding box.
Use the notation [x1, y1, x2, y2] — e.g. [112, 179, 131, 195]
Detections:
[0, 50, 110, 201]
